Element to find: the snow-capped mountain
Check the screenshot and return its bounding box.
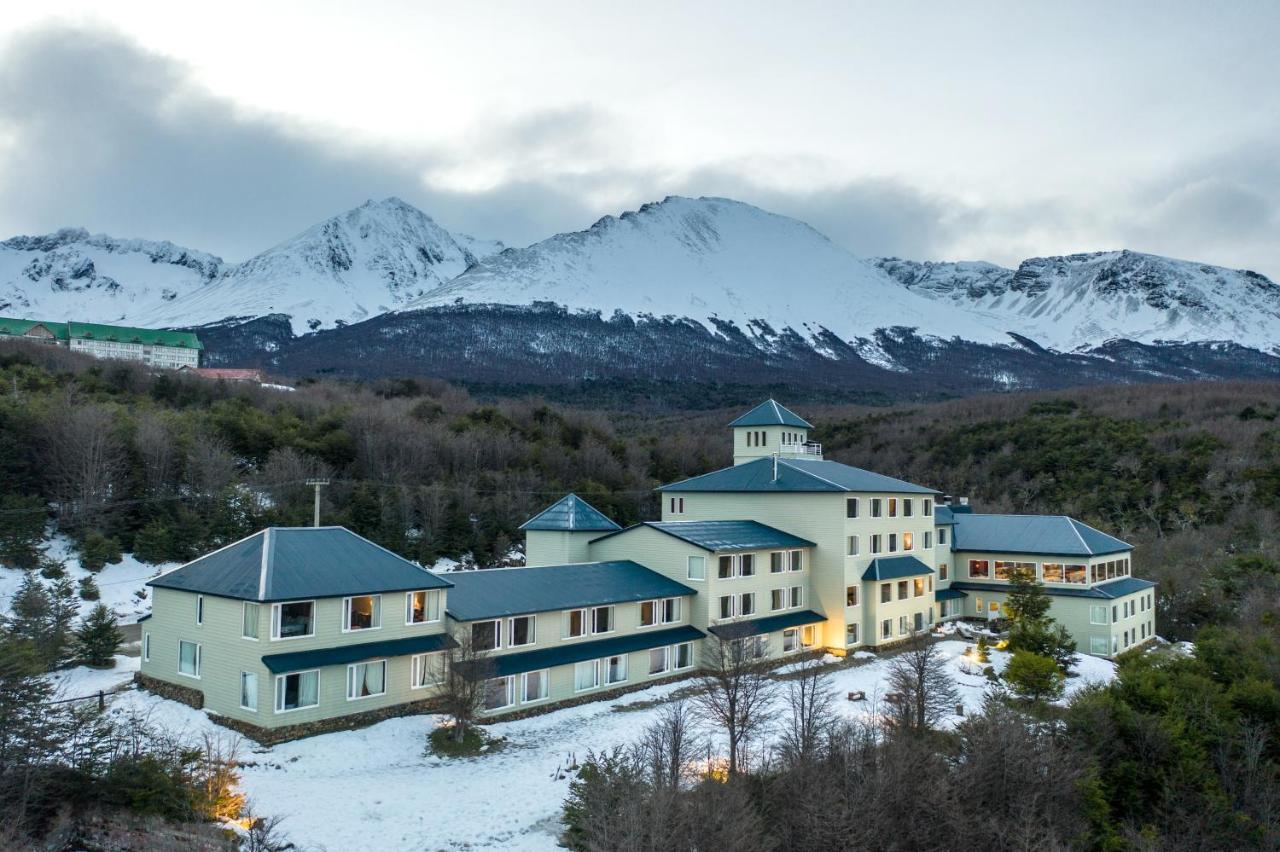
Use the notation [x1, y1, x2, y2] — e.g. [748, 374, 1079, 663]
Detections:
[136, 198, 504, 334]
[875, 251, 1280, 353]
[405, 196, 1009, 352]
[0, 228, 224, 322]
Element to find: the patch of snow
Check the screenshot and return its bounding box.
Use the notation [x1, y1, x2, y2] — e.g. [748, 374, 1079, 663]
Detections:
[45, 654, 140, 699]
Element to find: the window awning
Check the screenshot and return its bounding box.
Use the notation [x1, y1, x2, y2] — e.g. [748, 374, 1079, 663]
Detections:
[935, 588, 968, 601]
[862, 555, 934, 581]
[458, 625, 705, 680]
[706, 609, 826, 639]
[261, 632, 458, 673]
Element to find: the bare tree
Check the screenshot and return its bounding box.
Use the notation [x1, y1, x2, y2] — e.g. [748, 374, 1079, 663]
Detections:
[885, 630, 959, 734]
[695, 629, 778, 775]
[185, 434, 238, 500]
[134, 412, 177, 496]
[437, 627, 494, 743]
[635, 698, 702, 790]
[42, 401, 126, 529]
[778, 657, 836, 764]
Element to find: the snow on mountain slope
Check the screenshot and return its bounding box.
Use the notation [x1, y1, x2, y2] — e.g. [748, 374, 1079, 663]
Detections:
[875, 251, 1280, 352]
[137, 198, 500, 334]
[0, 228, 224, 322]
[404, 196, 1011, 347]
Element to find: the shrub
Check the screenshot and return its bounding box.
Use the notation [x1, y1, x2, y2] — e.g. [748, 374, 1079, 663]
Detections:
[77, 575, 100, 601]
[1004, 651, 1065, 703]
[79, 532, 122, 572]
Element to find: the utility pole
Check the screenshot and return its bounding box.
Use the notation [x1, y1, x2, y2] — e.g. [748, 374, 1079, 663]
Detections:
[305, 479, 329, 528]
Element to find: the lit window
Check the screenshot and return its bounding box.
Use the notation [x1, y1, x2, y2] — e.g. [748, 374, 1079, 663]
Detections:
[406, 590, 441, 624]
[343, 595, 381, 631]
[846, 586, 858, 607]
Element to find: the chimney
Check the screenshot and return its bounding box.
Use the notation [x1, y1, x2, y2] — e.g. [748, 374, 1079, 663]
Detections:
[942, 494, 953, 506]
[959, 496, 969, 507]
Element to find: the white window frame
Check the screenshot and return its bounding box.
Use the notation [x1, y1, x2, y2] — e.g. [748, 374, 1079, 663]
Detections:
[484, 676, 515, 711]
[789, 586, 803, 608]
[196, 594, 204, 626]
[242, 602, 260, 640]
[574, 659, 601, 692]
[923, 531, 932, 550]
[472, 619, 503, 651]
[274, 669, 320, 714]
[882, 619, 892, 639]
[143, 631, 150, 662]
[847, 535, 859, 556]
[661, 597, 680, 624]
[411, 652, 444, 689]
[783, 627, 799, 653]
[521, 669, 551, 703]
[591, 606, 614, 635]
[271, 600, 317, 641]
[405, 590, 442, 625]
[902, 532, 913, 552]
[507, 614, 536, 647]
[639, 599, 659, 628]
[789, 550, 803, 572]
[687, 555, 706, 581]
[346, 659, 388, 701]
[603, 654, 628, 685]
[718, 595, 736, 620]
[674, 642, 694, 670]
[341, 594, 382, 633]
[938, 527, 948, 546]
[178, 640, 201, 679]
[565, 608, 588, 639]
[240, 671, 258, 711]
[923, 498, 933, 516]
[739, 592, 756, 617]
[648, 645, 670, 676]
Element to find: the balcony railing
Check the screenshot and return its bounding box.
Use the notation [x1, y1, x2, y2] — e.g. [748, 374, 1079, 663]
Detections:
[780, 441, 822, 456]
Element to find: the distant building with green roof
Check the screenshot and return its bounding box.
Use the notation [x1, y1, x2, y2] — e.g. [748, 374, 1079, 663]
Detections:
[0, 316, 202, 369]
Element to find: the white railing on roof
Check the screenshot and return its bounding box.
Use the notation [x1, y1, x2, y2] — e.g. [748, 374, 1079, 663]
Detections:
[780, 441, 822, 456]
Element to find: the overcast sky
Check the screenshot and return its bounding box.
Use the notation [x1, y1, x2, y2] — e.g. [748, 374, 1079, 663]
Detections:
[0, 2, 1277, 277]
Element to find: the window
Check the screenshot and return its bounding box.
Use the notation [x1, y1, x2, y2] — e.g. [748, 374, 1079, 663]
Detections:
[771, 589, 787, 611]
[687, 556, 706, 580]
[731, 636, 764, 661]
[846, 585, 858, 607]
[143, 632, 150, 662]
[969, 560, 990, 579]
[938, 527, 948, 546]
[881, 619, 892, 639]
[913, 578, 925, 597]
[718, 556, 735, 579]
[888, 533, 898, 553]
[739, 554, 755, 577]
[1065, 564, 1087, 584]
[719, 595, 735, 619]
[939, 563, 948, 581]
[788, 550, 802, 571]
[196, 595, 204, 626]
[406, 590, 441, 624]
[898, 615, 908, 635]
[789, 586, 803, 607]
[888, 498, 898, 518]
[870, 534, 883, 554]
[902, 532, 913, 551]
[242, 603, 259, 639]
[508, 615, 535, 647]
[783, 628, 799, 652]
[914, 612, 924, 632]
[663, 598, 680, 624]
[871, 498, 883, 518]
[178, 640, 201, 678]
[567, 609, 587, 638]
[897, 580, 908, 600]
[649, 646, 670, 675]
[523, 669, 550, 702]
[846, 623, 859, 644]
[675, 642, 694, 669]
[847, 536, 859, 556]
[739, 593, 756, 616]
[411, 653, 444, 688]
[975, 597, 983, 615]
[240, 671, 257, 711]
[1112, 605, 1118, 622]
[923, 499, 933, 516]
[473, 619, 501, 651]
[346, 660, 386, 700]
[574, 660, 600, 691]
[641, 599, 679, 627]
[1042, 563, 1064, 583]
[995, 561, 1035, 581]
[640, 600, 657, 626]
[668, 497, 685, 514]
[880, 583, 891, 604]
[592, 606, 613, 634]
[484, 677, 514, 710]
[904, 498, 913, 517]
[846, 497, 859, 518]
[771, 551, 786, 573]
[343, 595, 381, 632]
[923, 531, 932, 549]
[275, 670, 319, 712]
[604, 655, 628, 684]
[802, 626, 817, 647]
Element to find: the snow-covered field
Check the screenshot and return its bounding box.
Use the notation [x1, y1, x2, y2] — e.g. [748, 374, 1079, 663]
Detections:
[0, 534, 179, 624]
[96, 640, 1116, 852]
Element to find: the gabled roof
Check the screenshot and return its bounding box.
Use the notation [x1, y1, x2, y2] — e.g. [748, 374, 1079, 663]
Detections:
[591, 520, 814, 553]
[0, 316, 68, 340]
[660, 456, 938, 495]
[462, 625, 705, 679]
[261, 633, 458, 674]
[706, 609, 826, 638]
[950, 513, 1130, 556]
[519, 493, 620, 532]
[66, 321, 203, 350]
[728, 399, 813, 428]
[148, 527, 450, 602]
[950, 577, 1154, 600]
[862, 555, 934, 581]
[442, 561, 696, 621]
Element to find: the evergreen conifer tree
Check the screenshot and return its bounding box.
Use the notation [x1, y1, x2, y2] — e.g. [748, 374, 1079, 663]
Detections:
[75, 603, 123, 667]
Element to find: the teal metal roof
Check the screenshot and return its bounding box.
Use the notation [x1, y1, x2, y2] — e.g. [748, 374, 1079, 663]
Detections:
[148, 527, 451, 602]
[660, 456, 938, 495]
[934, 506, 956, 525]
[935, 587, 968, 601]
[261, 633, 458, 673]
[951, 514, 1130, 556]
[519, 493, 621, 532]
[728, 399, 813, 428]
[862, 555, 934, 581]
[949, 577, 1154, 600]
[706, 609, 826, 638]
[591, 520, 814, 553]
[466, 625, 705, 679]
[442, 561, 696, 621]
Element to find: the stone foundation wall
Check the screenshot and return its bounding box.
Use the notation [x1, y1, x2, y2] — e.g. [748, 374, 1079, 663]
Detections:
[134, 672, 204, 710]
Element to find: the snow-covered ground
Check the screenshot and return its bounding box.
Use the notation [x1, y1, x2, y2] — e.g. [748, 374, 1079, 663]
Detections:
[0, 534, 178, 624]
[45, 654, 141, 699]
[95, 639, 1116, 852]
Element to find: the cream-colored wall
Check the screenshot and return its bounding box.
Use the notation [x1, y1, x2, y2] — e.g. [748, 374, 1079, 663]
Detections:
[957, 585, 1155, 659]
[141, 585, 448, 728]
[732, 425, 812, 464]
[525, 530, 596, 567]
[865, 574, 937, 643]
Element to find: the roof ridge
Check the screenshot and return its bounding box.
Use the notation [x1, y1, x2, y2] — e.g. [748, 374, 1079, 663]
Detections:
[337, 526, 442, 575]
[175, 527, 267, 572]
[439, 560, 639, 575]
[258, 527, 272, 599]
[777, 458, 844, 489]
